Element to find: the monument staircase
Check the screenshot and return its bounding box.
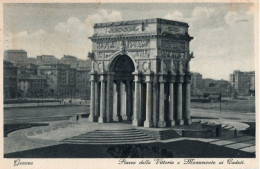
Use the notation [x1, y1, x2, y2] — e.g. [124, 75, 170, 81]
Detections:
[61, 128, 156, 144]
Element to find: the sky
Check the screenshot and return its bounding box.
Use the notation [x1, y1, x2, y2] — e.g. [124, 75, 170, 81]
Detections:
[3, 3, 256, 80]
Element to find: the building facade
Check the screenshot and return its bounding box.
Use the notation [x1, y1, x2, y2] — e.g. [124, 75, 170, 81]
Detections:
[18, 75, 47, 98]
[88, 18, 193, 128]
[37, 63, 77, 98]
[191, 72, 203, 96]
[230, 70, 255, 96]
[76, 67, 91, 99]
[37, 55, 59, 65]
[4, 49, 28, 63]
[4, 61, 18, 99]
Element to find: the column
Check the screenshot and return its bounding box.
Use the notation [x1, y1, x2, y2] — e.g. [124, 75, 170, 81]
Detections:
[98, 74, 106, 123]
[94, 80, 100, 118]
[88, 72, 96, 122]
[158, 73, 166, 127]
[185, 75, 192, 125]
[153, 74, 158, 127]
[144, 74, 153, 128]
[121, 82, 128, 120]
[106, 72, 114, 122]
[169, 81, 175, 126]
[177, 76, 184, 125]
[113, 81, 121, 121]
[132, 72, 141, 126]
[126, 81, 132, 120]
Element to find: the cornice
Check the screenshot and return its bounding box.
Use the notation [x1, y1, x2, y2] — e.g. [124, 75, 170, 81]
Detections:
[93, 18, 189, 28]
[90, 34, 193, 41]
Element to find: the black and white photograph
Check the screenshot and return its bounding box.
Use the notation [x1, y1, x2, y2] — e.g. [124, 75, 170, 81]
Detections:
[1, 1, 259, 168]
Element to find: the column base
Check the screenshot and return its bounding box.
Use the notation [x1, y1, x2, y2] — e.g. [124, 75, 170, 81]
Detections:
[122, 115, 131, 121]
[144, 121, 153, 128]
[132, 119, 141, 126]
[158, 121, 166, 128]
[88, 115, 97, 122]
[185, 118, 192, 125]
[98, 116, 106, 123]
[113, 115, 122, 122]
[170, 120, 176, 126]
[176, 119, 184, 125]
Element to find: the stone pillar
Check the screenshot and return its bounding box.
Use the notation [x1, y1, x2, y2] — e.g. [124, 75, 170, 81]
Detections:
[94, 80, 100, 118]
[144, 73, 153, 128]
[176, 75, 184, 125]
[158, 72, 166, 127]
[98, 74, 106, 123]
[113, 81, 121, 121]
[121, 82, 128, 120]
[184, 74, 192, 125]
[169, 75, 176, 126]
[153, 74, 159, 127]
[88, 72, 96, 122]
[106, 72, 114, 122]
[126, 80, 132, 120]
[132, 72, 141, 126]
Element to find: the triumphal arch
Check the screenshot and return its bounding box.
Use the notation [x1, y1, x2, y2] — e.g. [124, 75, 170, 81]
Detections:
[88, 18, 193, 128]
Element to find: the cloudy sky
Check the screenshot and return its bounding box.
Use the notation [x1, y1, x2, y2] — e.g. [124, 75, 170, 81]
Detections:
[4, 3, 255, 80]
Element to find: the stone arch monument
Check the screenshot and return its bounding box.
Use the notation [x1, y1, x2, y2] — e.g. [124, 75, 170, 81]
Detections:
[88, 18, 193, 128]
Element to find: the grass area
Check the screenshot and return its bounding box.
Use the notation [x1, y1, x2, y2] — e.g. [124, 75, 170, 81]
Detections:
[4, 123, 49, 137]
[191, 99, 255, 113]
[4, 140, 255, 158]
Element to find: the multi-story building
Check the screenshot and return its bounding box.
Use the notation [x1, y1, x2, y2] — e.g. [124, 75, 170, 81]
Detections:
[191, 72, 203, 96]
[230, 70, 255, 96]
[27, 57, 37, 64]
[4, 49, 28, 63]
[38, 63, 76, 98]
[75, 67, 91, 99]
[18, 75, 47, 98]
[202, 78, 230, 96]
[60, 55, 78, 68]
[37, 55, 59, 65]
[17, 63, 38, 77]
[191, 72, 230, 97]
[4, 61, 18, 99]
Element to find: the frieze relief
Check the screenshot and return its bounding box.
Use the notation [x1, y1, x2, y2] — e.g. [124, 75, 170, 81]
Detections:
[96, 40, 150, 51]
[161, 24, 185, 35]
[161, 51, 185, 59]
[128, 50, 150, 58]
[107, 25, 140, 34]
[161, 40, 185, 50]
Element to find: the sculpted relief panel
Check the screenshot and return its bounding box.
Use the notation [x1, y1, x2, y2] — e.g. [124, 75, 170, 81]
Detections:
[161, 51, 185, 59]
[107, 25, 141, 34]
[161, 40, 185, 51]
[94, 40, 152, 59]
[161, 24, 186, 35]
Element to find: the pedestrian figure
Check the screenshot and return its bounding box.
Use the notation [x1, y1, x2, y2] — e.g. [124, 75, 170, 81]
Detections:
[76, 115, 79, 121]
[234, 128, 237, 137]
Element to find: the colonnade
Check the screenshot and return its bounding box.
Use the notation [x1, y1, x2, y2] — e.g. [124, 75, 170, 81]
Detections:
[89, 71, 192, 128]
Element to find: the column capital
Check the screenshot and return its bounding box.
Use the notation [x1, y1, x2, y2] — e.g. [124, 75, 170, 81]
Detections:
[158, 72, 167, 83]
[99, 74, 106, 82]
[177, 75, 184, 83]
[169, 74, 177, 82]
[145, 73, 153, 82]
[184, 74, 191, 83]
[133, 71, 142, 82]
[90, 73, 96, 81]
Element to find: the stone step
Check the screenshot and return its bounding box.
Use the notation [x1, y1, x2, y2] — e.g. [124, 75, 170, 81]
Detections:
[61, 129, 156, 144]
[80, 133, 146, 137]
[70, 134, 149, 139]
[61, 137, 155, 144]
[64, 135, 152, 141]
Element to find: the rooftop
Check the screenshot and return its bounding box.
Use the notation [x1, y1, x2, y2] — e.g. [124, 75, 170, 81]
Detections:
[94, 18, 189, 28]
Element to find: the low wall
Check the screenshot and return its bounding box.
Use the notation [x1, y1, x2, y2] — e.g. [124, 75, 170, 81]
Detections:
[182, 130, 213, 138]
